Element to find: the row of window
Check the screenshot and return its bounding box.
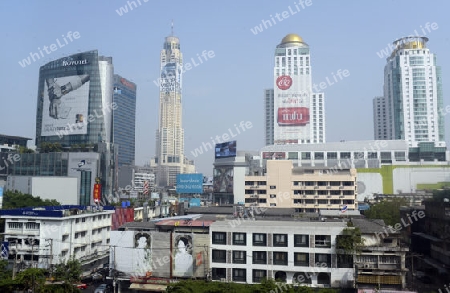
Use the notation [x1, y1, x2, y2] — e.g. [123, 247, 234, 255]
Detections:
[212, 250, 332, 267]
[8, 222, 40, 230]
[211, 268, 328, 283]
[75, 214, 110, 224]
[212, 232, 331, 248]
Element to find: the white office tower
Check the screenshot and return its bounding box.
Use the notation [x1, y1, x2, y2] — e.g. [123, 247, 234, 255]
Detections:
[378, 36, 445, 147]
[270, 34, 325, 145]
[154, 31, 195, 187]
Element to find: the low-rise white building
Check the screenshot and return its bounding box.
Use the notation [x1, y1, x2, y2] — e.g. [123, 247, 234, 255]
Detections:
[209, 220, 354, 288]
[0, 205, 114, 272]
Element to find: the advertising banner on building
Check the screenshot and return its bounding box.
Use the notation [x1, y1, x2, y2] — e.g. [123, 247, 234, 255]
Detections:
[133, 232, 152, 277]
[160, 62, 182, 93]
[213, 167, 233, 193]
[274, 74, 311, 144]
[93, 183, 102, 203]
[172, 234, 193, 277]
[1, 241, 8, 260]
[41, 74, 90, 136]
[176, 174, 203, 194]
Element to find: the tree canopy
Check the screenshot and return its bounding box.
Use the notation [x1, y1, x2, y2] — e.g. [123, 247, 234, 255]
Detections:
[2, 190, 61, 209]
[39, 142, 63, 153]
[364, 197, 408, 226]
[165, 279, 339, 293]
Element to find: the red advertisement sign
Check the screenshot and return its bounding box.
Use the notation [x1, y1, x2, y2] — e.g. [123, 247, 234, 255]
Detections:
[277, 107, 309, 126]
[276, 75, 292, 90]
[93, 183, 102, 203]
[120, 78, 136, 90]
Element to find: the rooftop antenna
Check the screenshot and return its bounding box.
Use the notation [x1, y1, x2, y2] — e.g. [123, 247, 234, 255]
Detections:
[171, 20, 174, 36]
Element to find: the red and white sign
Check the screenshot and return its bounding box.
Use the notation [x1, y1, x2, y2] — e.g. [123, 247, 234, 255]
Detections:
[276, 75, 292, 90]
[277, 107, 309, 126]
[93, 183, 102, 203]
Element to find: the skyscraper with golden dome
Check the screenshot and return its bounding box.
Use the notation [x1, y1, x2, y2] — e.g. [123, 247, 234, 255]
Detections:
[265, 34, 325, 145]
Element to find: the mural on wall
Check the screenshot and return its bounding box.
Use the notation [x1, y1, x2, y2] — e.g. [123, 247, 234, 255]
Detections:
[172, 235, 193, 277]
[133, 232, 152, 276]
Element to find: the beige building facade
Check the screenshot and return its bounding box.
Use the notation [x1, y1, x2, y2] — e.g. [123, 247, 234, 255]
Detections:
[244, 160, 357, 212]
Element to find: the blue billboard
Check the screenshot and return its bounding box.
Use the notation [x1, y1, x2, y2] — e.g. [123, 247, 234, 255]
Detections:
[176, 174, 203, 194]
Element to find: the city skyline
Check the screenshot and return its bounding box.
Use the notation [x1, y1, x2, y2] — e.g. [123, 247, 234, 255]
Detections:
[1, 0, 449, 175]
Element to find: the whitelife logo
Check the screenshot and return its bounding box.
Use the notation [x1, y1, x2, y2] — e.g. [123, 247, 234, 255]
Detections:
[190, 121, 253, 158]
[18, 31, 81, 68]
[115, 0, 149, 16]
[376, 22, 438, 59]
[250, 0, 313, 35]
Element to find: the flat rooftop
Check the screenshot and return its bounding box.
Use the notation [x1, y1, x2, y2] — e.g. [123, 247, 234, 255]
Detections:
[0, 205, 115, 218]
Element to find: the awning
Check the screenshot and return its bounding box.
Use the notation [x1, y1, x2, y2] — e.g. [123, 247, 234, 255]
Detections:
[129, 283, 168, 292]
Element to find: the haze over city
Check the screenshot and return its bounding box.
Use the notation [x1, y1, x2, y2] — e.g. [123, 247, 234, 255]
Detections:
[1, 0, 449, 175]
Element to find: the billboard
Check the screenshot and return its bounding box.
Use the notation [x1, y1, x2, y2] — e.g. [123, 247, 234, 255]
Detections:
[215, 141, 237, 158]
[160, 62, 182, 93]
[176, 174, 203, 194]
[172, 234, 193, 277]
[93, 183, 102, 203]
[1, 241, 8, 260]
[133, 232, 152, 276]
[274, 73, 311, 144]
[41, 74, 90, 136]
[213, 167, 233, 193]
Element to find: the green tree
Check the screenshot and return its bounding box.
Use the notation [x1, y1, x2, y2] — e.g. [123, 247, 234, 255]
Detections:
[336, 227, 364, 254]
[53, 257, 81, 290]
[431, 189, 450, 202]
[15, 268, 46, 292]
[40, 142, 63, 153]
[2, 190, 61, 209]
[15, 145, 35, 153]
[364, 198, 408, 226]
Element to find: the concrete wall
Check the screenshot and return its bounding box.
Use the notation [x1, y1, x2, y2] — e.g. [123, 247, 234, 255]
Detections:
[32, 177, 78, 204]
[6, 176, 78, 205]
[356, 173, 383, 202]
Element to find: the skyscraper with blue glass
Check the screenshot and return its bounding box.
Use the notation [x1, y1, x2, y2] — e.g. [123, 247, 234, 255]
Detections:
[113, 74, 137, 166]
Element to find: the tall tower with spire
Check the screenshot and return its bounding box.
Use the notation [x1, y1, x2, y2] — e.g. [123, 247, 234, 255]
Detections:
[154, 25, 195, 187]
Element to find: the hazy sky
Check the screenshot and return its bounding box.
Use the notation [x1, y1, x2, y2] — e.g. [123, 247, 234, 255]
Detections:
[1, 0, 449, 176]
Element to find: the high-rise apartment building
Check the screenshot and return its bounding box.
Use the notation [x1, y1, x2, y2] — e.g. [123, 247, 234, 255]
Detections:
[113, 74, 137, 166]
[265, 34, 325, 146]
[264, 89, 274, 145]
[154, 32, 194, 187]
[373, 96, 388, 140]
[375, 36, 445, 147]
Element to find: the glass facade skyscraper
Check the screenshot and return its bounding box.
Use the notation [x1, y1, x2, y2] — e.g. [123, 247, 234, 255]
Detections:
[32, 50, 118, 203]
[113, 74, 136, 166]
[36, 50, 114, 148]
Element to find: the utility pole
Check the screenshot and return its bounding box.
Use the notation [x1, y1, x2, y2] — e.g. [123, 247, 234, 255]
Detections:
[30, 237, 35, 269]
[46, 239, 53, 276]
